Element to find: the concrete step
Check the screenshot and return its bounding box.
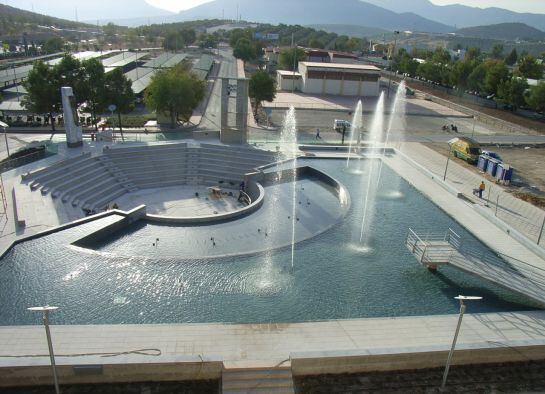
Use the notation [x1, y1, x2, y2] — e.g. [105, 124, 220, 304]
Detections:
[222, 368, 294, 394]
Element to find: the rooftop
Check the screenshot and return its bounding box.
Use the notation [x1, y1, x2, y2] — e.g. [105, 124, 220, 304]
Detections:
[299, 62, 381, 71]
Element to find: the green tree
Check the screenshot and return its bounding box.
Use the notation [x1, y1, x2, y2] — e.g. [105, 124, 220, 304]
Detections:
[144, 66, 205, 128]
[249, 71, 276, 117]
[450, 60, 477, 91]
[22, 61, 60, 131]
[103, 68, 135, 141]
[278, 47, 307, 71]
[517, 55, 543, 79]
[81, 58, 107, 130]
[526, 82, 545, 112]
[467, 63, 487, 92]
[491, 43, 504, 59]
[505, 48, 518, 66]
[163, 29, 196, 51]
[197, 33, 218, 49]
[482, 60, 509, 95]
[43, 36, 64, 53]
[229, 29, 252, 47]
[54, 54, 86, 102]
[497, 77, 528, 109]
[233, 38, 257, 61]
[465, 47, 481, 62]
[308, 38, 324, 49]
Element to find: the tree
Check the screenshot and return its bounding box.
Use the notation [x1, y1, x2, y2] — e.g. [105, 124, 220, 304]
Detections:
[233, 38, 256, 61]
[249, 71, 276, 117]
[517, 55, 543, 79]
[482, 60, 509, 96]
[197, 33, 218, 49]
[526, 82, 545, 112]
[54, 54, 86, 102]
[467, 63, 487, 92]
[22, 61, 60, 131]
[103, 68, 135, 141]
[308, 38, 324, 49]
[163, 29, 196, 51]
[229, 29, 251, 47]
[81, 58, 107, 130]
[278, 48, 307, 71]
[491, 44, 504, 59]
[497, 77, 528, 109]
[505, 48, 518, 66]
[450, 60, 477, 91]
[43, 36, 64, 53]
[144, 66, 205, 128]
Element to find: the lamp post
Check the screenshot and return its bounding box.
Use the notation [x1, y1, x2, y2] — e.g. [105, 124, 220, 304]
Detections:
[443, 143, 453, 181]
[440, 295, 482, 391]
[387, 31, 400, 99]
[0, 120, 10, 158]
[471, 114, 476, 139]
[28, 306, 60, 394]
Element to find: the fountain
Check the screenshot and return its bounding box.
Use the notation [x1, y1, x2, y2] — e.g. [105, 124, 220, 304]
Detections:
[358, 92, 385, 247]
[280, 107, 298, 270]
[378, 81, 407, 199]
[345, 100, 363, 173]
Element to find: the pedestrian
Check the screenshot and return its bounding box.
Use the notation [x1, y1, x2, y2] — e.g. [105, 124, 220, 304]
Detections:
[315, 128, 322, 140]
[478, 181, 485, 199]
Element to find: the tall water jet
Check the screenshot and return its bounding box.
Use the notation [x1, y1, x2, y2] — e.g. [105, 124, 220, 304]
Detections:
[345, 100, 363, 171]
[279, 106, 298, 270]
[377, 81, 407, 195]
[358, 92, 385, 245]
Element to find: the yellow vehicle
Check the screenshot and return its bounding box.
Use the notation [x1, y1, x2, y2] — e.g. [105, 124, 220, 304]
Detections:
[449, 137, 481, 164]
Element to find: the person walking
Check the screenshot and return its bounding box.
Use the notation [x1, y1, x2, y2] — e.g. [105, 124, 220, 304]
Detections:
[478, 181, 486, 199]
[315, 128, 322, 140]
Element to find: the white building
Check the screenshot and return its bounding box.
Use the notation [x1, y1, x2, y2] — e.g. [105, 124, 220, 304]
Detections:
[278, 62, 380, 96]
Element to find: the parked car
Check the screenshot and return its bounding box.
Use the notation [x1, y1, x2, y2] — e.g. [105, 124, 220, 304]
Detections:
[334, 119, 351, 132]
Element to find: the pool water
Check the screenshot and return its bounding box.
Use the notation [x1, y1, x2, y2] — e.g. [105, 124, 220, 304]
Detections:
[0, 159, 539, 325]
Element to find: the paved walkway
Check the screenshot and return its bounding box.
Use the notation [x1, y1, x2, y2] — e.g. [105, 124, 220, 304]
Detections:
[397, 142, 545, 249]
[2, 311, 545, 368]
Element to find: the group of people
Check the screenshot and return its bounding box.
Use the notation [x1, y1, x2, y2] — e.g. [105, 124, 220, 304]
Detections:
[442, 124, 459, 132]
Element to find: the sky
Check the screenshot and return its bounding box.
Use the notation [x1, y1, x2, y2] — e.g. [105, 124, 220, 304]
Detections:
[145, 0, 545, 14]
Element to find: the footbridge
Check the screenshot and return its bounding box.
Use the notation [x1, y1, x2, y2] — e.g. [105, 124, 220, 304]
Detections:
[406, 228, 545, 306]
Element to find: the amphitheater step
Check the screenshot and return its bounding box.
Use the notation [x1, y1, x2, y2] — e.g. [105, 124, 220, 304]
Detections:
[222, 368, 294, 394]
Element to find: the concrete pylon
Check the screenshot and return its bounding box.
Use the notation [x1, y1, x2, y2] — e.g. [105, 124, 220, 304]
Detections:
[235, 78, 249, 141]
[220, 78, 229, 132]
[61, 87, 82, 148]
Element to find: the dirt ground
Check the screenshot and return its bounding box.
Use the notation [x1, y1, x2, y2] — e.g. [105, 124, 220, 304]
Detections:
[294, 360, 545, 393]
[424, 143, 545, 198]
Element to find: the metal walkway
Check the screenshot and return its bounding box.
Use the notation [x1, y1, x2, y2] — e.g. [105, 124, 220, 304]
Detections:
[406, 228, 545, 306]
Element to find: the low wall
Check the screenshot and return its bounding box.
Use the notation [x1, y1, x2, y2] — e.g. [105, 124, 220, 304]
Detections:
[146, 183, 265, 224]
[291, 340, 545, 376]
[0, 355, 223, 387]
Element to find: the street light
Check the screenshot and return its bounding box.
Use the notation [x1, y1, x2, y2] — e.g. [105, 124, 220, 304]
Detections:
[443, 143, 453, 181]
[471, 114, 476, 139]
[387, 31, 400, 99]
[440, 295, 482, 391]
[28, 306, 60, 394]
[0, 120, 10, 158]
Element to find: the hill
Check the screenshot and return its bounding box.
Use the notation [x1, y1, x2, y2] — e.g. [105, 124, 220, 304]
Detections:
[0, 3, 92, 36]
[308, 24, 389, 38]
[363, 0, 545, 31]
[173, 0, 454, 33]
[456, 23, 545, 41]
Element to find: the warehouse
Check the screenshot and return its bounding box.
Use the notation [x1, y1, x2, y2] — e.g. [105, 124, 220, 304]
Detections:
[299, 62, 380, 96]
[277, 62, 381, 96]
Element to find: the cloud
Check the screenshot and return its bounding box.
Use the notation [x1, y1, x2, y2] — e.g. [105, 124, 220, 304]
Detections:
[145, 0, 214, 13]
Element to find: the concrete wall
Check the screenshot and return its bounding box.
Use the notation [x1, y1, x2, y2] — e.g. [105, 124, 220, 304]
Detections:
[0, 355, 223, 387]
[301, 76, 379, 97]
[291, 340, 545, 376]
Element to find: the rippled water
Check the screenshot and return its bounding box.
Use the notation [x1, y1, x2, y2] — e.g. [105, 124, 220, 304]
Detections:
[0, 159, 539, 325]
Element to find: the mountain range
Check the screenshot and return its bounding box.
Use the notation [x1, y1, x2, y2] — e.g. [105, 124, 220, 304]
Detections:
[363, 0, 545, 31]
[456, 23, 545, 41]
[173, 0, 453, 33]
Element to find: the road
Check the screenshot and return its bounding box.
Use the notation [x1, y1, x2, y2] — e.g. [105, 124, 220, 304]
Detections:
[198, 49, 238, 132]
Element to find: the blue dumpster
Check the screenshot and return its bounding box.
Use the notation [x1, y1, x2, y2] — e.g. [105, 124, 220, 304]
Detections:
[477, 155, 489, 172]
[486, 158, 499, 177]
[496, 163, 513, 184]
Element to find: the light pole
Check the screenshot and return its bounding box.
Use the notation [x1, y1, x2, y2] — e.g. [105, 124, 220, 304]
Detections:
[471, 114, 476, 139]
[0, 120, 10, 158]
[387, 31, 400, 99]
[28, 306, 60, 394]
[440, 295, 482, 391]
[443, 143, 453, 181]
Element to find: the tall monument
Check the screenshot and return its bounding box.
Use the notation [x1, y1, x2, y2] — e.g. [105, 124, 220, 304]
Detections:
[61, 87, 83, 148]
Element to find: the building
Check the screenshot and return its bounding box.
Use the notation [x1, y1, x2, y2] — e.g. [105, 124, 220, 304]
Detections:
[277, 62, 381, 97]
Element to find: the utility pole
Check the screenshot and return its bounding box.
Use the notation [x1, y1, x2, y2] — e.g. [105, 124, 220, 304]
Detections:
[291, 33, 297, 93]
[387, 31, 400, 99]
